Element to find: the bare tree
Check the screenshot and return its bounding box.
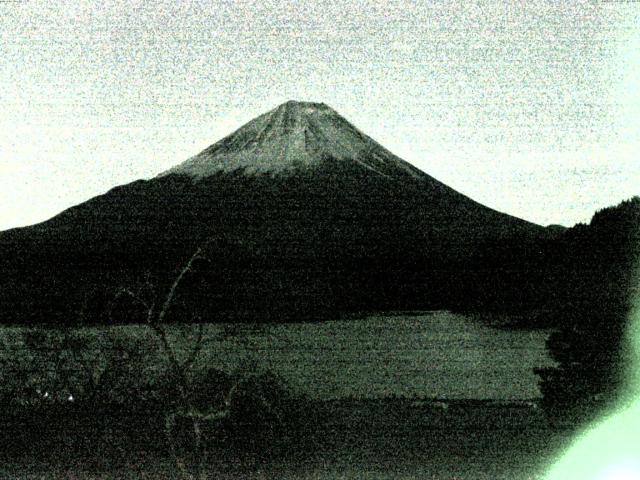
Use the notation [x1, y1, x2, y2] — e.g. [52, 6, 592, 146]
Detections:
[111, 241, 230, 480]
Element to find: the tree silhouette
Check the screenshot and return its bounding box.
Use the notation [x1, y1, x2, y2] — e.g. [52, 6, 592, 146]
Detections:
[536, 197, 640, 426]
[109, 239, 230, 479]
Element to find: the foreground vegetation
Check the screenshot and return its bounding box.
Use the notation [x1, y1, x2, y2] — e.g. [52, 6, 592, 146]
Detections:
[0, 396, 566, 479]
[536, 197, 640, 426]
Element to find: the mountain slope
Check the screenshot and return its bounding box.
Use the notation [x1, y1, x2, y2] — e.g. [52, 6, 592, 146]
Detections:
[0, 101, 548, 325]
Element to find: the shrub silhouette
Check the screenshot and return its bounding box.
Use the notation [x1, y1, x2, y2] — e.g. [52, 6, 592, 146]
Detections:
[224, 370, 308, 456]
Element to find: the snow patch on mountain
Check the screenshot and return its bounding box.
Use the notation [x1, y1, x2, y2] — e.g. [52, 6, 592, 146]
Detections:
[160, 101, 425, 180]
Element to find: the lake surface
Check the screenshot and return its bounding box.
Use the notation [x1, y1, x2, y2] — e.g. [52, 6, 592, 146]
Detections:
[0, 311, 554, 401]
[192, 311, 554, 400]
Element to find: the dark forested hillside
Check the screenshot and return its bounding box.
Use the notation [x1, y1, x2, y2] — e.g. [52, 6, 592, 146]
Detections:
[536, 196, 640, 424]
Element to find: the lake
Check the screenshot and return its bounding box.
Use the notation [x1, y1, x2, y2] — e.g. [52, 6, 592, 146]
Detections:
[183, 311, 554, 400]
[0, 311, 554, 401]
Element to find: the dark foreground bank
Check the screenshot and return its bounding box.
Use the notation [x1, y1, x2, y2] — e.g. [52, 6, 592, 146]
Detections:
[0, 398, 569, 480]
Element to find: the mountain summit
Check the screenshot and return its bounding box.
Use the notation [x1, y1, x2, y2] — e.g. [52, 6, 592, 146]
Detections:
[161, 101, 424, 179]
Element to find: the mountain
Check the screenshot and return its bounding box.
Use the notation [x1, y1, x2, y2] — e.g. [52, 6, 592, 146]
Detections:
[0, 101, 550, 325]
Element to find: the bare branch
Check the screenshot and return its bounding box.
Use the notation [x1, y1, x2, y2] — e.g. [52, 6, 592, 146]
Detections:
[164, 412, 191, 480]
[109, 287, 151, 315]
[143, 270, 157, 298]
[77, 293, 89, 324]
[156, 245, 207, 325]
[138, 238, 217, 479]
[145, 299, 156, 325]
[181, 322, 205, 371]
[150, 324, 183, 383]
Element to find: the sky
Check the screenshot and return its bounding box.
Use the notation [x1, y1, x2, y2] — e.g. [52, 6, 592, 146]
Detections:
[1, 0, 639, 230]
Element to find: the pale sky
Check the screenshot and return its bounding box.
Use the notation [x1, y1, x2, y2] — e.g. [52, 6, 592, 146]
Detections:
[1, 0, 639, 231]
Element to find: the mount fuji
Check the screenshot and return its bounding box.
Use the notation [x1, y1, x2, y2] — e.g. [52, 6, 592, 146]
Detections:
[0, 101, 550, 325]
